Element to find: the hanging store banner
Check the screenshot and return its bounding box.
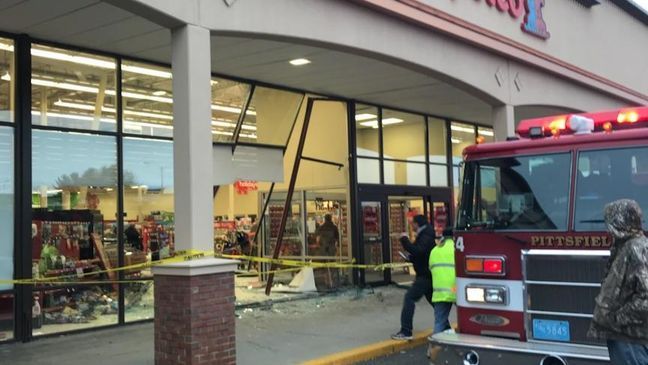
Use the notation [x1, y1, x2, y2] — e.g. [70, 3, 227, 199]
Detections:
[212, 145, 284, 185]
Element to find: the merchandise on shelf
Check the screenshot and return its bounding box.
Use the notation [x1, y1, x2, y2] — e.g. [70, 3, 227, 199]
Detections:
[265, 204, 302, 257]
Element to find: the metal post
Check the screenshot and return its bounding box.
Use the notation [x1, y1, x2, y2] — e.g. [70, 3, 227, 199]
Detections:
[14, 35, 32, 342]
[116, 59, 125, 325]
[232, 85, 256, 148]
[264, 98, 315, 295]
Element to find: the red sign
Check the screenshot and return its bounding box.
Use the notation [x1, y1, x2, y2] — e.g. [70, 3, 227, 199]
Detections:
[214, 221, 236, 230]
[475, 0, 550, 40]
[234, 180, 258, 195]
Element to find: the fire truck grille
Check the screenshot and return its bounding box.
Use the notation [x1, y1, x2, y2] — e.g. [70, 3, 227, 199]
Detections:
[527, 285, 599, 314]
[524, 251, 609, 346]
[525, 255, 607, 283]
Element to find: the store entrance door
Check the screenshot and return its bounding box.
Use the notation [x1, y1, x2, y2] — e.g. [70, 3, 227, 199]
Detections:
[357, 187, 451, 286]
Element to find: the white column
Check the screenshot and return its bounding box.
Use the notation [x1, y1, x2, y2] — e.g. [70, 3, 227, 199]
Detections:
[492, 104, 515, 141]
[172, 24, 214, 252]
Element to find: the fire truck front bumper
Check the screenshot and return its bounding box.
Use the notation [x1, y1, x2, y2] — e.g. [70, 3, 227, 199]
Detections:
[428, 332, 610, 365]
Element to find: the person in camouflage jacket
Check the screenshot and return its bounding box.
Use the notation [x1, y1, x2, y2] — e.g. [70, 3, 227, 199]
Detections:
[589, 199, 648, 365]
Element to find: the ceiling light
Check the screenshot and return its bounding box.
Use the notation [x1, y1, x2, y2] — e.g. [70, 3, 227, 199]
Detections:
[359, 118, 404, 129]
[31, 47, 173, 79]
[451, 138, 461, 144]
[122, 65, 172, 79]
[124, 120, 173, 130]
[0, 43, 14, 52]
[54, 100, 173, 121]
[211, 120, 237, 128]
[210, 80, 219, 86]
[32, 78, 100, 94]
[239, 133, 257, 139]
[451, 125, 476, 134]
[1, 72, 10, 81]
[382, 118, 404, 125]
[212, 130, 234, 136]
[126, 110, 173, 121]
[478, 129, 494, 137]
[152, 90, 167, 96]
[35, 77, 256, 116]
[211, 104, 257, 116]
[289, 58, 311, 66]
[32, 48, 115, 69]
[31, 110, 114, 124]
[121, 91, 173, 103]
[355, 113, 376, 121]
[240, 124, 257, 131]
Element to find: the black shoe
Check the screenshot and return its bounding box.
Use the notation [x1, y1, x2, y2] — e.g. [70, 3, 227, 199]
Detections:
[391, 331, 413, 341]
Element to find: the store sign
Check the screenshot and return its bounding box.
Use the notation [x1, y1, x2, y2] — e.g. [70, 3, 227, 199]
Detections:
[475, 0, 550, 40]
[234, 180, 258, 195]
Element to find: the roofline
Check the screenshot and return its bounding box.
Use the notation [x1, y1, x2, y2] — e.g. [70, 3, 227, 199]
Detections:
[611, 0, 648, 26]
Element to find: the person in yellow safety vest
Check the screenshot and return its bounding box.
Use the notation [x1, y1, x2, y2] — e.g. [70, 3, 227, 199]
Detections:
[429, 227, 456, 334]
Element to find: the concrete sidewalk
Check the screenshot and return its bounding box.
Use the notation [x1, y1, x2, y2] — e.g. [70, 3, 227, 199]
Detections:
[0, 286, 453, 365]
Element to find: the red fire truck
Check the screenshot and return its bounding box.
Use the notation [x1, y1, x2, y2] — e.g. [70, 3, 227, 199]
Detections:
[429, 106, 648, 365]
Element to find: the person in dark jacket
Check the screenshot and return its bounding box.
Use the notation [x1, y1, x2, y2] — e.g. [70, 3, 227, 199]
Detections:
[316, 214, 340, 256]
[391, 214, 437, 340]
[589, 199, 648, 365]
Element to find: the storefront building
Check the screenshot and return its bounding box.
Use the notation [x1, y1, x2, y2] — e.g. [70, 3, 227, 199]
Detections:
[0, 0, 646, 343]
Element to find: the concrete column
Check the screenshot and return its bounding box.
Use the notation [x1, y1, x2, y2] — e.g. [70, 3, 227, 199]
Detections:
[492, 104, 515, 141]
[153, 24, 239, 365]
[171, 24, 213, 253]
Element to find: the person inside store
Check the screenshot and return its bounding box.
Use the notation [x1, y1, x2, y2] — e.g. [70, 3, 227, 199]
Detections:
[124, 224, 143, 251]
[391, 214, 436, 341]
[427, 227, 456, 359]
[588, 199, 648, 365]
[315, 214, 339, 257]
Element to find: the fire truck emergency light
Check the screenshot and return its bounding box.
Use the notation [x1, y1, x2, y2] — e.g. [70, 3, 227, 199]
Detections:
[516, 106, 648, 137]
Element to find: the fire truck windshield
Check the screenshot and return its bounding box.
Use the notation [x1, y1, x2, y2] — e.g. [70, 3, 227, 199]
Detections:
[457, 153, 571, 231]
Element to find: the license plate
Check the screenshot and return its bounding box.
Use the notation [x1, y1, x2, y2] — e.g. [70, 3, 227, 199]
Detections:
[532, 319, 570, 342]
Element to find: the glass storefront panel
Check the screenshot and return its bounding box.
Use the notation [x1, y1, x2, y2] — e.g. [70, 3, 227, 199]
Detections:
[238, 86, 303, 145]
[124, 281, 154, 322]
[478, 126, 495, 143]
[451, 121, 475, 164]
[0, 38, 14, 123]
[355, 104, 379, 157]
[263, 192, 303, 257]
[31, 130, 118, 335]
[0, 127, 13, 293]
[32, 44, 117, 131]
[0, 127, 13, 341]
[121, 61, 173, 138]
[384, 160, 426, 186]
[357, 158, 380, 184]
[428, 117, 447, 165]
[429, 164, 448, 187]
[361, 201, 383, 283]
[211, 78, 252, 143]
[122, 137, 173, 322]
[305, 190, 349, 259]
[382, 109, 426, 163]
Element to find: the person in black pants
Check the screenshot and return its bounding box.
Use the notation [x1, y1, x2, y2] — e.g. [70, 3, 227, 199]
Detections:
[391, 214, 437, 340]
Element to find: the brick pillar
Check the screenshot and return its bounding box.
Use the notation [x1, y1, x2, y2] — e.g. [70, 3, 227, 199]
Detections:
[153, 258, 238, 365]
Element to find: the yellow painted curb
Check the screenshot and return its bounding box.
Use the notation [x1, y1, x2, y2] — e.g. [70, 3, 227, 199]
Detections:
[300, 330, 432, 365]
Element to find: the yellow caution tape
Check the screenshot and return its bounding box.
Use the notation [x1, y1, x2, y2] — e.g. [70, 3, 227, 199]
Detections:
[0, 248, 414, 285]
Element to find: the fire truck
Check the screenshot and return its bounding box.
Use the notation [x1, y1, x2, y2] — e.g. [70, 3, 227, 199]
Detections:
[429, 106, 648, 365]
